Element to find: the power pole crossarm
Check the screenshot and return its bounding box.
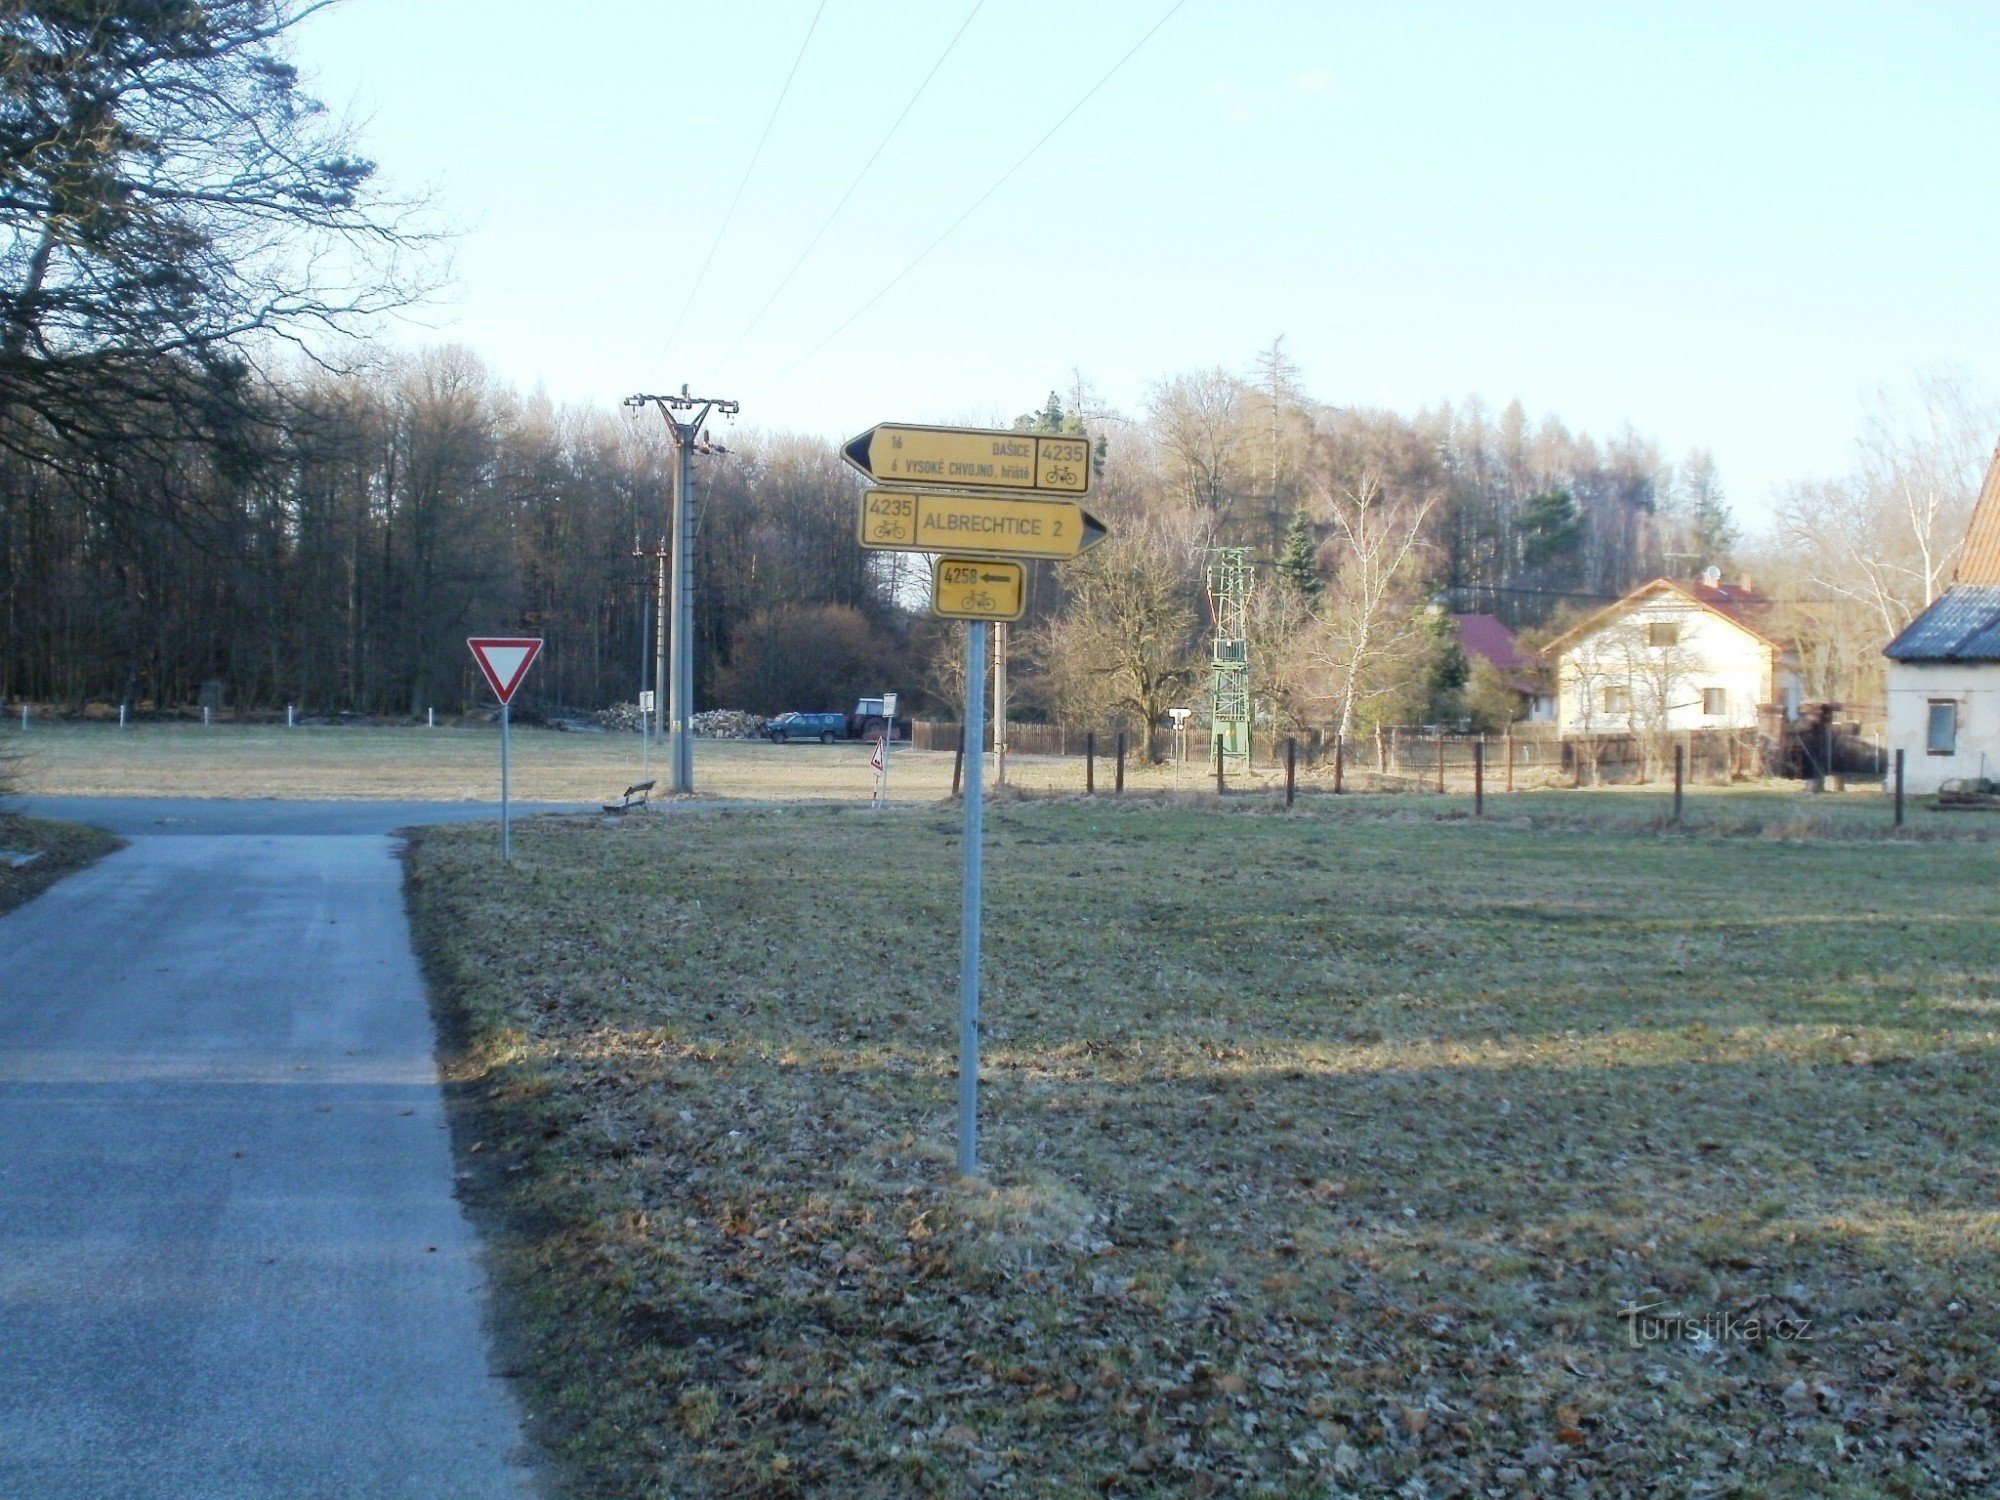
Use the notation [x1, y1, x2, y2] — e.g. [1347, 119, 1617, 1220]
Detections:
[624, 387, 740, 794]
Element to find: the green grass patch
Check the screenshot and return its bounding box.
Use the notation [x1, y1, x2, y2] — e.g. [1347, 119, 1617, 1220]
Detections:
[407, 800, 2000, 1497]
[0, 813, 120, 915]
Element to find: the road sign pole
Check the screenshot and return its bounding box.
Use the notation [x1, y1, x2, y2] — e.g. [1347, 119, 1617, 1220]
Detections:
[958, 619, 988, 1178]
[467, 637, 541, 862]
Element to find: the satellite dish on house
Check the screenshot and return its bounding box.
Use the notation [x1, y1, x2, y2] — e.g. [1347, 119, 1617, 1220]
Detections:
[1702, 565, 1723, 587]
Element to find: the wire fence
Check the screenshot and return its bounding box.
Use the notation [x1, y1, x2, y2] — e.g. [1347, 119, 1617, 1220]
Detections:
[910, 720, 1889, 794]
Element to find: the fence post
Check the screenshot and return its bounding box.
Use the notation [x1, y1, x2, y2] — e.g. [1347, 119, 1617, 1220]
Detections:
[952, 727, 965, 798]
[1115, 731, 1126, 793]
[1894, 747, 1905, 827]
[1285, 736, 1297, 808]
[1673, 744, 1685, 825]
[1474, 740, 1485, 817]
[1436, 736, 1445, 794]
[1334, 734, 1345, 794]
[1086, 731, 1096, 795]
[1214, 736, 1225, 795]
[1505, 728, 1515, 792]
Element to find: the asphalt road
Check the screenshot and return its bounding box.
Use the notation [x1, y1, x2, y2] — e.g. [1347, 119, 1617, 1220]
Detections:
[0, 800, 562, 1497]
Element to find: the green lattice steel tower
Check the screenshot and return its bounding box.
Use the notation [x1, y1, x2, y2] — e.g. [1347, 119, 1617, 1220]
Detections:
[1204, 547, 1252, 763]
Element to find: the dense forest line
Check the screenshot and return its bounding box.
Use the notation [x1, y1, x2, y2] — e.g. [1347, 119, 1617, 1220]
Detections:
[0, 337, 1744, 731]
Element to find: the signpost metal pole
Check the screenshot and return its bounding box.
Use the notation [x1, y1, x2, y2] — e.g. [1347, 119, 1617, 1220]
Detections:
[993, 624, 1008, 788]
[958, 620, 989, 1177]
[882, 691, 897, 802]
[467, 637, 542, 866]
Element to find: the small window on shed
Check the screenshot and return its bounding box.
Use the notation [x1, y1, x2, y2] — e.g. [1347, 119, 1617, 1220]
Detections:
[1602, 685, 1630, 713]
[1646, 622, 1680, 648]
[1702, 688, 1726, 716]
[1928, 700, 1958, 756]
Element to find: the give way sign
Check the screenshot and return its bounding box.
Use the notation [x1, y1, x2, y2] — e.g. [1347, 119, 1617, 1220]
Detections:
[467, 637, 543, 704]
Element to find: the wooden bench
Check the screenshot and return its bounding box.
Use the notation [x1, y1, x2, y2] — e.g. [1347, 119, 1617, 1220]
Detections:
[603, 778, 656, 814]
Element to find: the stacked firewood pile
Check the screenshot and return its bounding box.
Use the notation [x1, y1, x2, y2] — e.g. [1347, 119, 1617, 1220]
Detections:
[590, 703, 768, 738]
[692, 709, 768, 738]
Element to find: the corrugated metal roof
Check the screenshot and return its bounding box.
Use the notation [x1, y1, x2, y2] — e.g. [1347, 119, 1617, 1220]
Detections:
[1954, 442, 2000, 585]
[1884, 584, 2000, 661]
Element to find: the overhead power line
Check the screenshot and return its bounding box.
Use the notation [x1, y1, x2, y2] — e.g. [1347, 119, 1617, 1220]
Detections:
[713, 0, 988, 377]
[656, 0, 829, 366]
[770, 0, 1189, 384]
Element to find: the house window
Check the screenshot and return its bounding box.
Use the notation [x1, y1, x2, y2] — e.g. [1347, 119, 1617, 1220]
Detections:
[1646, 622, 1680, 648]
[1927, 700, 1958, 756]
[1702, 688, 1727, 716]
[1602, 685, 1630, 714]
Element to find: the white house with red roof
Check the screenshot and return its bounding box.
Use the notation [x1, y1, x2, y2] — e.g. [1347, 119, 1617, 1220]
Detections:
[1544, 571, 1798, 739]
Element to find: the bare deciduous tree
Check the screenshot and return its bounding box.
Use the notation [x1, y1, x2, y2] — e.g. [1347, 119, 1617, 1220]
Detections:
[1765, 367, 1999, 706]
[1146, 368, 1244, 513]
[1031, 499, 1206, 752]
[1300, 467, 1438, 740]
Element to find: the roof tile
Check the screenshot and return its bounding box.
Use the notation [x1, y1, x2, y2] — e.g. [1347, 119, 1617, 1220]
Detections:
[1954, 442, 2000, 585]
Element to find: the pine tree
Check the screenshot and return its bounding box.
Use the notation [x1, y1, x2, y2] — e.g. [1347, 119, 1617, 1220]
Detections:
[1276, 507, 1322, 599]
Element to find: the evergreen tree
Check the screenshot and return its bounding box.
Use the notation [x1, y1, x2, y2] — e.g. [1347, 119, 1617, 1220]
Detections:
[1520, 489, 1584, 569]
[1276, 507, 1321, 599]
[1423, 608, 1470, 724]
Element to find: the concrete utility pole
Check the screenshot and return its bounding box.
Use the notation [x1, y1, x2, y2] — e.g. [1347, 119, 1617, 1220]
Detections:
[625, 386, 739, 794]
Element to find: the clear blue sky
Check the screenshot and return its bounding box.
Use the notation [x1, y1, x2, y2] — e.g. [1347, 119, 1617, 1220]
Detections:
[297, 1, 2000, 520]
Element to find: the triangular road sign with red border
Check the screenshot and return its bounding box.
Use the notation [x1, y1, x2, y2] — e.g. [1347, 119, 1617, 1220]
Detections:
[467, 637, 543, 705]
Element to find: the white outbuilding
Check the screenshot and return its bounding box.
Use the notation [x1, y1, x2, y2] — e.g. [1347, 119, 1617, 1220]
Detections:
[1884, 443, 2000, 792]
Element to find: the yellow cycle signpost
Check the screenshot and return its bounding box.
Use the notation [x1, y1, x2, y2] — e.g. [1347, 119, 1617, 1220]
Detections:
[858, 488, 1107, 561]
[931, 557, 1026, 621]
[847, 418, 1111, 1178]
[843, 422, 1091, 495]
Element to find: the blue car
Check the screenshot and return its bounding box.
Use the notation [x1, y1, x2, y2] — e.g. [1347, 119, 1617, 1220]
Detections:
[766, 712, 848, 744]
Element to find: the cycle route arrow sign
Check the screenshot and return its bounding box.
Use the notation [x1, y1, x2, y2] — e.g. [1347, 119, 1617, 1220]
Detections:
[858, 489, 1107, 561]
[843, 422, 1092, 495]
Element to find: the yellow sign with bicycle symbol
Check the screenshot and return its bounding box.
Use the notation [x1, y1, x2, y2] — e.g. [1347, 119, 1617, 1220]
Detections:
[930, 556, 1027, 622]
[843, 423, 1091, 495]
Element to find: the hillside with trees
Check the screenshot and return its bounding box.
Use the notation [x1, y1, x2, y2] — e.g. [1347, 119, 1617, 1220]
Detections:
[2, 8, 1987, 734]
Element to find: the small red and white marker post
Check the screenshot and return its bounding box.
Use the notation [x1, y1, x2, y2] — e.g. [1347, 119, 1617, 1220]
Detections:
[467, 637, 543, 861]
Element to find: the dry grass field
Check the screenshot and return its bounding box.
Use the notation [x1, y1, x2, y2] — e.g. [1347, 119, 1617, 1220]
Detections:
[7, 721, 1082, 802]
[407, 796, 2000, 1499]
[1, 722, 1933, 835]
